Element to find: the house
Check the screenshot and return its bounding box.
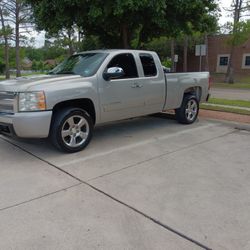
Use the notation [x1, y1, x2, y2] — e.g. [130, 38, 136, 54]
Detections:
[44, 59, 57, 68]
[22, 57, 33, 70]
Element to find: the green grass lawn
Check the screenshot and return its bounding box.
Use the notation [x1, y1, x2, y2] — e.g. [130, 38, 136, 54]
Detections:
[208, 98, 250, 108]
[239, 75, 250, 83]
[21, 72, 45, 76]
[200, 104, 250, 116]
[0, 76, 6, 81]
[201, 98, 250, 115]
[211, 73, 250, 89]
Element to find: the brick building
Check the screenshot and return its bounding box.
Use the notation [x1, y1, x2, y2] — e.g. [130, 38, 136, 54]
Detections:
[177, 34, 250, 74]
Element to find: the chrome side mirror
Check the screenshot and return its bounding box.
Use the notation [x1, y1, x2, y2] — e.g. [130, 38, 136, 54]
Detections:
[103, 67, 125, 81]
[162, 66, 171, 73]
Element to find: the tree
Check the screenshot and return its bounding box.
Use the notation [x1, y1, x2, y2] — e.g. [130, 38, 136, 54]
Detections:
[0, 0, 33, 77]
[224, 0, 250, 83]
[179, 7, 219, 72]
[0, 0, 13, 79]
[142, 36, 170, 60]
[45, 27, 79, 56]
[27, 0, 218, 49]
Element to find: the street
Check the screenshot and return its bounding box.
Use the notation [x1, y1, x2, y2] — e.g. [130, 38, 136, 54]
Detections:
[210, 88, 250, 101]
[0, 115, 250, 250]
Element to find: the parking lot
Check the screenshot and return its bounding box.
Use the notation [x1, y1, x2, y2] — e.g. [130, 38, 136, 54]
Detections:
[0, 115, 250, 250]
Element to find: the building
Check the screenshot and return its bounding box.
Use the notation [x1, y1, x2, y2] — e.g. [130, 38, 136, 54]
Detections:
[177, 34, 250, 75]
[208, 35, 250, 74]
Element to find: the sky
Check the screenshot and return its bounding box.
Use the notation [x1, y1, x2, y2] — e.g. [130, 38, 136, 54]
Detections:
[31, 0, 234, 48]
[219, 0, 233, 24]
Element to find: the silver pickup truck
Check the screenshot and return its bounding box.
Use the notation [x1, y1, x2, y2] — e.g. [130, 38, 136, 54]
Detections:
[0, 50, 210, 152]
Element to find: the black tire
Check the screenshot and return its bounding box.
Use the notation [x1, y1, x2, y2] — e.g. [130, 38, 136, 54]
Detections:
[175, 95, 199, 124]
[50, 107, 93, 153]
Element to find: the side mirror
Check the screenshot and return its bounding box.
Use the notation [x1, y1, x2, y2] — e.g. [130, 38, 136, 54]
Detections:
[162, 66, 171, 73]
[103, 67, 125, 81]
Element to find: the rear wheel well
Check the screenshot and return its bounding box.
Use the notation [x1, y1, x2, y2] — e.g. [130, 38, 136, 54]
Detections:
[52, 99, 96, 124]
[184, 87, 202, 101]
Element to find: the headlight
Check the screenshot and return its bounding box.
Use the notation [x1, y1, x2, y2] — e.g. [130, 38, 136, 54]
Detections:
[18, 92, 46, 112]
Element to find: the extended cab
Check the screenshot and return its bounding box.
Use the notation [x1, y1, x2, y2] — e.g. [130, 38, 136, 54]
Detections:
[0, 50, 210, 152]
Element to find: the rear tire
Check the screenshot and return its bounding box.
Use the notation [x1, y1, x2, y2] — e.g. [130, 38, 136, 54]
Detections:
[50, 107, 93, 153]
[175, 95, 199, 124]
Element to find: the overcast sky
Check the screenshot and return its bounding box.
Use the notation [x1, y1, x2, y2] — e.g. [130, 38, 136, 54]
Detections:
[219, 0, 233, 24]
[31, 0, 234, 48]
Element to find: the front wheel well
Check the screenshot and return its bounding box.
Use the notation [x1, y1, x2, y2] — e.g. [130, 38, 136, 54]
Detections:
[52, 99, 96, 124]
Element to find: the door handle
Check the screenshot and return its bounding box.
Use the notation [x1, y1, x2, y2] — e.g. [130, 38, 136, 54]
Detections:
[131, 83, 143, 88]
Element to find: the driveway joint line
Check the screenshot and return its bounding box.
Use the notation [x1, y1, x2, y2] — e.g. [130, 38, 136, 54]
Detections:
[1, 136, 213, 250]
[0, 183, 82, 212]
[83, 182, 212, 250]
[87, 129, 236, 182]
[0, 136, 84, 183]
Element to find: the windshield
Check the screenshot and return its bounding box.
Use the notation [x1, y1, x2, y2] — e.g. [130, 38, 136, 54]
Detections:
[49, 53, 108, 77]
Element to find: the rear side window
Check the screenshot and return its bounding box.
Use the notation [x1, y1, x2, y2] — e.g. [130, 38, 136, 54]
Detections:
[140, 53, 157, 77]
[107, 53, 138, 79]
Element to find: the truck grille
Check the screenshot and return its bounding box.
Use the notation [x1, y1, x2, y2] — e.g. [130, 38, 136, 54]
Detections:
[0, 92, 16, 114]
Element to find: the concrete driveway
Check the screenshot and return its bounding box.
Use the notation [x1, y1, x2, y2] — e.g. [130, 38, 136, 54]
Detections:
[0, 115, 250, 250]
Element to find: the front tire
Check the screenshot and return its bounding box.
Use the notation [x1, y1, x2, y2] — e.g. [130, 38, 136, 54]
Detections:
[175, 95, 199, 124]
[50, 107, 93, 153]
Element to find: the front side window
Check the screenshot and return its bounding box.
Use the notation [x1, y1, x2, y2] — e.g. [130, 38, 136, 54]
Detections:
[139, 53, 157, 77]
[49, 53, 108, 77]
[219, 56, 229, 66]
[107, 53, 138, 79]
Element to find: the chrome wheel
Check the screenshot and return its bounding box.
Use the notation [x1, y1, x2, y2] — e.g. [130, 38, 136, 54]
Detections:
[185, 99, 198, 122]
[61, 115, 89, 148]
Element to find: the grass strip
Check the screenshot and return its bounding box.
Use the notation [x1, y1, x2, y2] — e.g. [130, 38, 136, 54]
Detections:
[208, 98, 250, 108]
[200, 104, 250, 116]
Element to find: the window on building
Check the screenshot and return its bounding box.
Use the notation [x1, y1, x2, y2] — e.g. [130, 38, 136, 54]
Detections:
[245, 56, 250, 66]
[139, 53, 157, 77]
[242, 54, 250, 69]
[107, 53, 138, 79]
[219, 56, 229, 66]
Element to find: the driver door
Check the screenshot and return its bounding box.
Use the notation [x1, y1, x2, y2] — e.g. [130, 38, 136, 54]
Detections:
[99, 53, 146, 123]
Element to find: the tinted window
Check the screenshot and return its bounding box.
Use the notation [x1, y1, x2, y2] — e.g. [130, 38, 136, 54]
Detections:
[140, 54, 157, 77]
[49, 53, 108, 77]
[245, 56, 250, 66]
[107, 53, 138, 79]
[219, 56, 229, 66]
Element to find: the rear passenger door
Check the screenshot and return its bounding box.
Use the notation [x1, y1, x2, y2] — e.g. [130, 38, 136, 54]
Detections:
[138, 53, 166, 113]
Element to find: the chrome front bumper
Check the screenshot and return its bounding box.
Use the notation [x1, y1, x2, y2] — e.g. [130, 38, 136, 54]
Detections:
[0, 111, 52, 138]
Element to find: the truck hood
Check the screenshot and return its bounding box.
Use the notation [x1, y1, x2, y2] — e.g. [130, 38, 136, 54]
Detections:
[0, 74, 83, 92]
